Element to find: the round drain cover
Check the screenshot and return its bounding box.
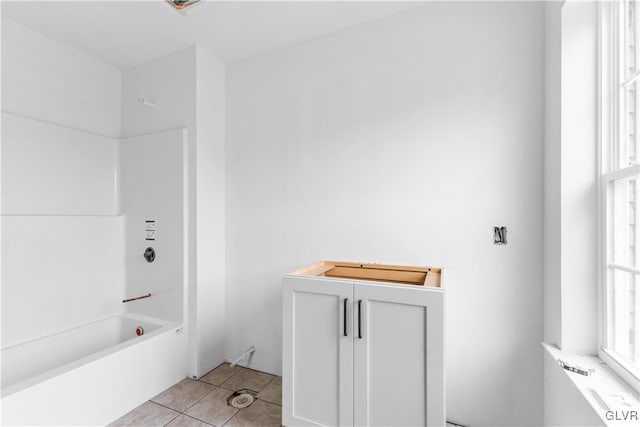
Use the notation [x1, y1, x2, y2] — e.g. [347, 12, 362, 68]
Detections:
[229, 392, 254, 409]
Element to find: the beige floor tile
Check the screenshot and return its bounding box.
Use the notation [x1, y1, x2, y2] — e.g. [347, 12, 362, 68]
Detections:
[166, 414, 213, 427]
[151, 378, 215, 412]
[220, 368, 274, 392]
[108, 401, 179, 427]
[257, 376, 281, 406]
[200, 363, 238, 386]
[223, 400, 282, 427]
[185, 386, 238, 426]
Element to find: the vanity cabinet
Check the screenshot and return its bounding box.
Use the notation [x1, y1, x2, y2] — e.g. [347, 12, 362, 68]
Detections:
[282, 261, 445, 427]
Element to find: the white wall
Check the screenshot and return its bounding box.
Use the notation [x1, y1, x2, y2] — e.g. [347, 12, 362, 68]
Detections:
[121, 47, 196, 140]
[195, 47, 226, 375]
[543, 1, 601, 423]
[1, 19, 124, 348]
[1, 114, 118, 215]
[226, 2, 544, 425]
[121, 46, 226, 378]
[544, 0, 563, 348]
[1, 19, 121, 137]
[120, 129, 187, 324]
[559, 0, 598, 356]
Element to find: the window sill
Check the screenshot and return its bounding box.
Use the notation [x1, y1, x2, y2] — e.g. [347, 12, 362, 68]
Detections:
[543, 343, 640, 425]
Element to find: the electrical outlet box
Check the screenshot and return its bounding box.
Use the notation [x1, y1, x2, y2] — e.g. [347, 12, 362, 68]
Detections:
[494, 226, 507, 245]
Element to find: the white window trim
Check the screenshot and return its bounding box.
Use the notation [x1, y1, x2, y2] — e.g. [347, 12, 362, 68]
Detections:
[600, 348, 640, 391]
[598, 0, 640, 394]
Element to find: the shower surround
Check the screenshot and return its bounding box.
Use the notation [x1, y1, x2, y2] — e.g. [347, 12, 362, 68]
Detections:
[0, 113, 188, 425]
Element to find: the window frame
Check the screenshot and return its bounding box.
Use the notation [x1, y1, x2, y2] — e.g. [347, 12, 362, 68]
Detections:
[599, 0, 640, 393]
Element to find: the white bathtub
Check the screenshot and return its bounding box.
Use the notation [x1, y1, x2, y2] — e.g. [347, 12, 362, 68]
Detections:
[1, 313, 188, 426]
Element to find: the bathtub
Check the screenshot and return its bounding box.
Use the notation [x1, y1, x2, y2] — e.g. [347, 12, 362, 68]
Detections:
[1, 313, 188, 426]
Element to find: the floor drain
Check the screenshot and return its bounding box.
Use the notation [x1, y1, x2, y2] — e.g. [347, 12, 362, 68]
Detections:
[227, 389, 257, 409]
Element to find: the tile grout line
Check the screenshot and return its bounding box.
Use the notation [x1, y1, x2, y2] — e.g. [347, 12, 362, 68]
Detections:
[183, 363, 241, 422]
[149, 400, 182, 414]
[180, 386, 235, 425]
[221, 409, 239, 427]
[256, 397, 282, 407]
[177, 413, 215, 427]
[162, 410, 181, 427]
[180, 384, 218, 414]
[201, 363, 244, 390]
[150, 379, 218, 415]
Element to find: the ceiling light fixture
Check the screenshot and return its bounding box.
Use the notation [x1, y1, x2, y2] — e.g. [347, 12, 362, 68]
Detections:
[166, 0, 201, 13]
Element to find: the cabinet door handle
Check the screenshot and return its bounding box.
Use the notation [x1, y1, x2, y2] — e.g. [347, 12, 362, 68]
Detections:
[358, 299, 362, 339]
[343, 298, 348, 337]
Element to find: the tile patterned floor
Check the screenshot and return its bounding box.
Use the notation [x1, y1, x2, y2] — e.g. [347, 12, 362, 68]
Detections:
[109, 364, 457, 427]
[109, 363, 281, 427]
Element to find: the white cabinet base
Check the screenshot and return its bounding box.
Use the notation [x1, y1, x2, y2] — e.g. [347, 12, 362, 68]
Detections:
[283, 276, 353, 426]
[283, 261, 445, 427]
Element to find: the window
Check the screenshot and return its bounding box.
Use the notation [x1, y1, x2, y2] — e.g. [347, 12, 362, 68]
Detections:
[601, 0, 640, 390]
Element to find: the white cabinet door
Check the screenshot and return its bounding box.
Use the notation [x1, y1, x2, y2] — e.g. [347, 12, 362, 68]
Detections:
[283, 276, 354, 427]
[353, 283, 444, 427]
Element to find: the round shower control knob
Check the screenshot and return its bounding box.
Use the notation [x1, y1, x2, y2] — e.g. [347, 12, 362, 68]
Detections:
[144, 247, 156, 263]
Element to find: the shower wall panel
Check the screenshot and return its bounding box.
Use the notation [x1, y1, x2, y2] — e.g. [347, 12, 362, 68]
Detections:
[120, 128, 187, 324]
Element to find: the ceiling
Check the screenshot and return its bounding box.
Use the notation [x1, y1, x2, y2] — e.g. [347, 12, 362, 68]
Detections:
[1, 1, 421, 69]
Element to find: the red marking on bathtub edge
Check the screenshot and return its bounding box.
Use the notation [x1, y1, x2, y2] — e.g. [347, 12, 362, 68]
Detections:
[136, 326, 144, 336]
